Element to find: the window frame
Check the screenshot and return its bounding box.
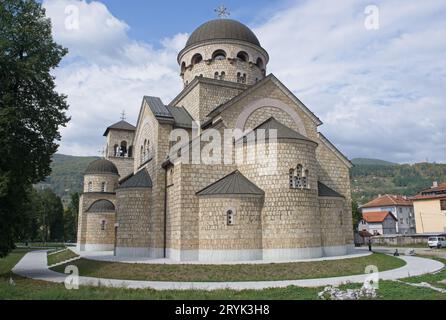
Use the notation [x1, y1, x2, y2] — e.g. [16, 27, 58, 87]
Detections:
[440, 199, 446, 211]
[226, 208, 236, 226]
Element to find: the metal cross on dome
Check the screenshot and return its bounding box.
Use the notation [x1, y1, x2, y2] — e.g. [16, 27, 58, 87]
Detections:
[120, 110, 126, 121]
[215, 5, 230, 18]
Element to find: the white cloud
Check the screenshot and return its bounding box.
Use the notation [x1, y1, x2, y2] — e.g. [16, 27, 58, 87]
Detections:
[43, 0, 184, 156]
[45, 0, 446, 163]
[255, 0, 446, 163]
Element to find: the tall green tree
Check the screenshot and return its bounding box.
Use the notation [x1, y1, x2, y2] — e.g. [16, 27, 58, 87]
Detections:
[64, 192, 79, 242]
[0, 0, 69, 256]
[351, 200, 362, 232]
[36, 188, 64, 242]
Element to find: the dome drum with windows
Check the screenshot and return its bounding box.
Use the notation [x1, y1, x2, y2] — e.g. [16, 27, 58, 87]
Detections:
[83, 159, 119, 193]
[178, 19, 269, 86]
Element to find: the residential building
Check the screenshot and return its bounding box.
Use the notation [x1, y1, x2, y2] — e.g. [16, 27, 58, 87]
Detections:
[360, 194, 415, 234]
[412, 182, 446, 233]
[358, 211, 398, 235]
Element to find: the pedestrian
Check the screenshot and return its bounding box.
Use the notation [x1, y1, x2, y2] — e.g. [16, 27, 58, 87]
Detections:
[368, 239, 372, 252]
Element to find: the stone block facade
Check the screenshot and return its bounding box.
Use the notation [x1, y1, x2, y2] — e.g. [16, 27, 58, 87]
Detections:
[77, 18, 354, 262]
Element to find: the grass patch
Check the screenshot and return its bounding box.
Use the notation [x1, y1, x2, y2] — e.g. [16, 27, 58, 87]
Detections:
[0, 248, 31, 278]
[1, 250, 445, 300]
[16, 242, 68, 251]
[51, 253, 404, 282]
[47, 249, 79, 266]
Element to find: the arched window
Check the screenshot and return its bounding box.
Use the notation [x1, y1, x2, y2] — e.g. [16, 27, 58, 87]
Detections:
[146, 139, 150, 160]
[226, 209, 235, 225]
[140, 145, 143, 163]
[294, 165, 303, 188]
[256, 57, 264, 69]
[191, 53, 203, 65]
[143, 139, 147, 161]
[101, 182, 106, 192]
[303, 169, 309, 189]
[128, 146, 133, 158]
[289, 169, 294, 188]
[180, 61, 186, 74]
[237, 72, 241, 83]
[237, 51, 249, 62]
[214, 71, 219, 79]
[339, 210, 344, 226]
[113, 144, 118, 156]
[212, 50, 226, 60]
[120, 141, 127, 157]
[100, 220, 106, 231]
[220, 71, 225, 80]
[87, 181, 92, 192]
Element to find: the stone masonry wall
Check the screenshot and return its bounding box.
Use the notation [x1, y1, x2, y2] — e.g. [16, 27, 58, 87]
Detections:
[108, 157, 134, 179]
[198, 196, 263, 250]
[238, 140, 322, 250]
[106, 129, 135, 158]
[115, 187, 151, 248]
[315, 138, 353, 244]
[319, 197, 347, 247]
[83, 174, 118, 193]
[77, 192, 116, 248]
[174, 80, 244, 123]
[85, 212, 116, 245]
[179, 41, 267, 86]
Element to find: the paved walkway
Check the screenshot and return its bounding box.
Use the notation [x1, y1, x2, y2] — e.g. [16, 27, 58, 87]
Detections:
[12, 250, 444, 290]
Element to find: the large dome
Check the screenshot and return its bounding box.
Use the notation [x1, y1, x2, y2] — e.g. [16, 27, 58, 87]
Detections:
[185, 19, 261, 49]
[85, 159, 118, 175]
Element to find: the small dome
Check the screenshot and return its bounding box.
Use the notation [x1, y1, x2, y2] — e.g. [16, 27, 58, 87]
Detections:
[185, 19, 261, 49]
[85, 159, 118, 175]
[86, 199, 115, 213]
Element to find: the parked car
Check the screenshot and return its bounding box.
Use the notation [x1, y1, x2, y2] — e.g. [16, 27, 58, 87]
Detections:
[428, 236, 446, 248]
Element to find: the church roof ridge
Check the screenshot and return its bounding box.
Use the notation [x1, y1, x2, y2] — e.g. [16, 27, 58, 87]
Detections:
[103, 120, 136, 136]
[317, 181, 344, 198]
[118, 168, 153, 189]
[196, 170, 264, 197]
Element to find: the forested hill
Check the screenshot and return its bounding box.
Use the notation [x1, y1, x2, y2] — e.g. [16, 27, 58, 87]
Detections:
[36, 154, 99, 205]
[351, 158, 397, 166]
[37, 154, 446, 207]
[351, 160, 446, 204]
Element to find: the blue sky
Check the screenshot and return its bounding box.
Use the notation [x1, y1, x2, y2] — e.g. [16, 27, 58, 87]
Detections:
[100, 0, 287, 44]
[41, 0, 446, 163]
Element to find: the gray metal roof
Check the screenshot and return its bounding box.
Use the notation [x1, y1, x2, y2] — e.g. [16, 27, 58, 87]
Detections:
[166, 106, 194, 128]
[144, 96, 174, 120]
[144, 96, 194, 128]
[103, 120, 136, 136]
[85, 159, 119, 175]
[238, 117, 317, 144]
[196, 170, 264, 196]
[119, 168, 153, 189]
[318, 181, 344, 198]
[185, 19, 261, 49]
[86, 199, 115, 213]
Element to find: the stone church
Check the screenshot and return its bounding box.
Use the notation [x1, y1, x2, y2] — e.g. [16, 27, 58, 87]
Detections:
[76, 18, 354, 262]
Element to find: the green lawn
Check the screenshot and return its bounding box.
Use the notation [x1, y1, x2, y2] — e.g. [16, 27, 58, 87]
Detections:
[16, 242, 68, 250]
[47, 249, 79, 266]
[1, 249, 445, 300]
[50, 253, 405, 282]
